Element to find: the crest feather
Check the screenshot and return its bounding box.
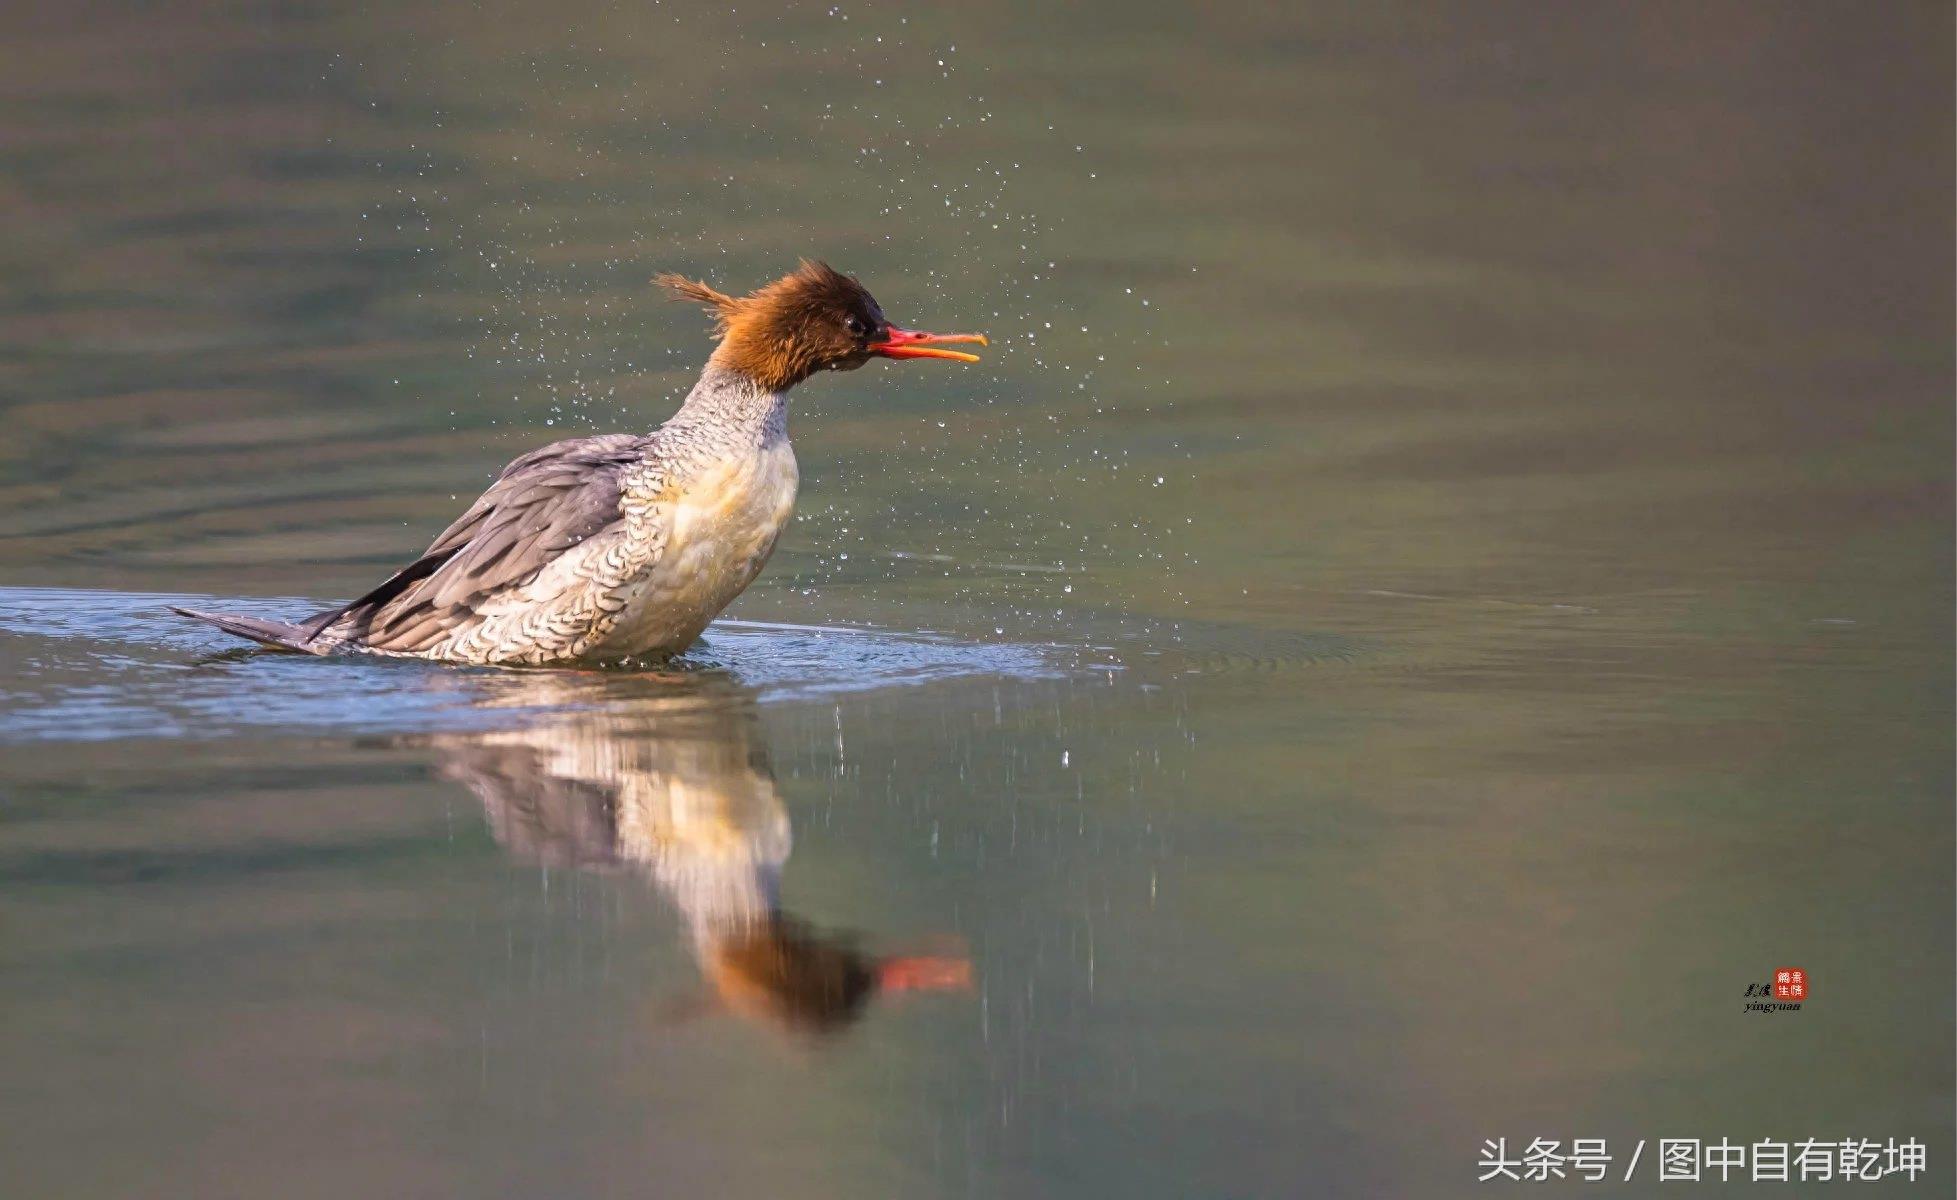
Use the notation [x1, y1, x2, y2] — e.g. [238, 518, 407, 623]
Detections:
[655, 272, 741, 333]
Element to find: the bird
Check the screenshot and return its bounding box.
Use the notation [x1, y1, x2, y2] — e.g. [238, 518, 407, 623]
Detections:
[172, 260, 985, 666]
[420, 670, 972, 1036]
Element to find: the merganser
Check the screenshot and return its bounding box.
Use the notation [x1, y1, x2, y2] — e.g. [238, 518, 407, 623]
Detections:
[172, 260, 985, 666]
[430, 675, 972, 1035]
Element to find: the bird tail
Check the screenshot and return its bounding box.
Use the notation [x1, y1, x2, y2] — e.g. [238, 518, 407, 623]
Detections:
[168, 606, 326, 654]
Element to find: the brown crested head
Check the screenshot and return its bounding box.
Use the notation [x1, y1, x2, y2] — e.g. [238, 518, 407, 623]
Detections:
[701, 915, 974, 1038]
[656, 259, 987, 392]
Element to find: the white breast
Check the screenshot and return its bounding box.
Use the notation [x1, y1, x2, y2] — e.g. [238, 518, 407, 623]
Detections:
[602, 440, 799, 657]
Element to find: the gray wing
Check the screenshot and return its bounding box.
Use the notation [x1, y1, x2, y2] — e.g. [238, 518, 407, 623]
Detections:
[305, 433, 647, 653]
[432, 737, 625, 870]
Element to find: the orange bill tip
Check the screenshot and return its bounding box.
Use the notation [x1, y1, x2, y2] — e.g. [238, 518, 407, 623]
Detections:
[877, 955, 975, 993]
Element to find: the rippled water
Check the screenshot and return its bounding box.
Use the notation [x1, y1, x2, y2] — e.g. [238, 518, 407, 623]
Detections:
[1, 2, 1950, 1196]
[0, 587, 1080, 740]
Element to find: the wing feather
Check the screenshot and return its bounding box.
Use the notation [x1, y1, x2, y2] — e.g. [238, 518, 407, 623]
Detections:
[316, 433, 647, 653]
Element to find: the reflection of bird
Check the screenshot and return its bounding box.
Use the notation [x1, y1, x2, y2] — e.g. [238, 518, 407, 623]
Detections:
[173, 261, 985, 665]
[422, 672, 970, 1036]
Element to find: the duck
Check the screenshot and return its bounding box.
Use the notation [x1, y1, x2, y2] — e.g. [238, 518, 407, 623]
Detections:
[425, 672, 972, 1036]
[172, 260, 985, 666]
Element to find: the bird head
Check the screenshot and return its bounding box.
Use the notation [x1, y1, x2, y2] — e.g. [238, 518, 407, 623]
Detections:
[657, 259, 987, 392]
[700, 916, 974, 1038]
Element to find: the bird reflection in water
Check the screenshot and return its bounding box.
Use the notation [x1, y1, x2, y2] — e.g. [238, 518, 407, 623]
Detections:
[417, 669, 971, 1037]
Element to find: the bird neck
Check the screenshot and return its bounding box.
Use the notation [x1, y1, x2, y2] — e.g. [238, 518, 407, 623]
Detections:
[667, 364, 790, 448]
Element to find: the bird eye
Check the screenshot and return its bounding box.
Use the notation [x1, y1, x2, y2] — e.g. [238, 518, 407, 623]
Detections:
[845, 315, 866, 337]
